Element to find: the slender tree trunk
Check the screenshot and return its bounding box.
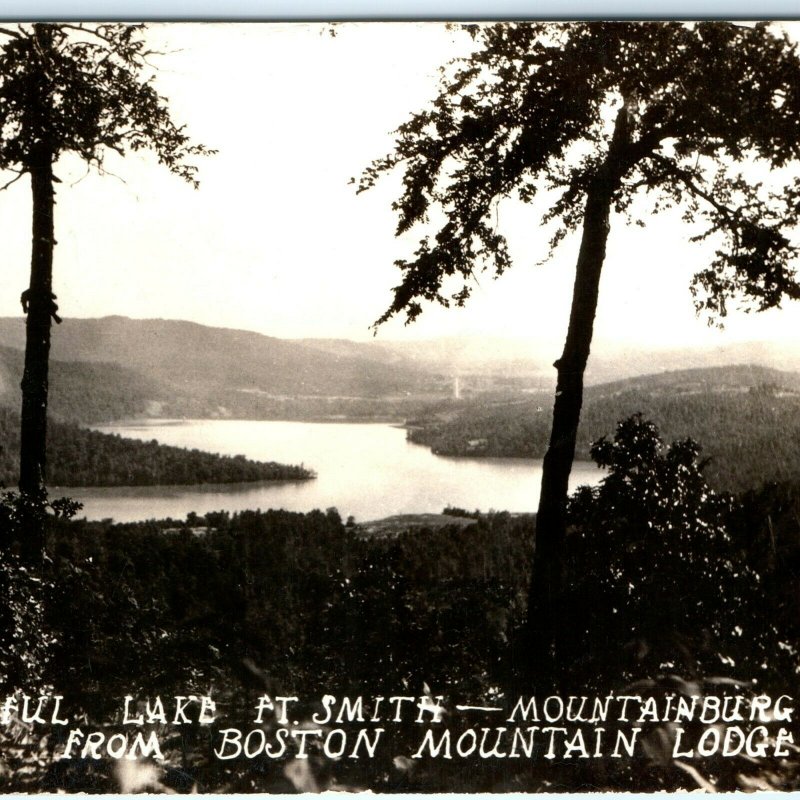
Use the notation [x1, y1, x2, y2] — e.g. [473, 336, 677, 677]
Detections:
[16, 24, 57, 562]
[525, 107, 631, 686]
[18, 144, 55, 557]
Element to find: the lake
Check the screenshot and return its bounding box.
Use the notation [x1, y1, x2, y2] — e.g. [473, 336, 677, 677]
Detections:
[58, 419, 604, 523]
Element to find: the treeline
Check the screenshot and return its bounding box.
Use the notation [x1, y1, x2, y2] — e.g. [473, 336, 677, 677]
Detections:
[12, 463, 799, 792]
[407, 382, 800, 492]
[0, 407, 312, 487]
[196, 390, 430, 423]
[45, 507, 531, 711]
[34, 507, 539, 792]
[0, 344, 434, 425]
[0, 345, 170, 424]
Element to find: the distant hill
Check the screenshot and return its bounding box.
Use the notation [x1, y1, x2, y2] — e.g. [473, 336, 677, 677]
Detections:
[299, 335, 547, 375]
[586, 341, 800, 384]
[299, 333, 800, 389]
[2, 316, 796, 415]
[406, 364, 800, 493]
[0, 317, 443, 401]
[587, 363, 800, 397]
[0, 345, 174, 424]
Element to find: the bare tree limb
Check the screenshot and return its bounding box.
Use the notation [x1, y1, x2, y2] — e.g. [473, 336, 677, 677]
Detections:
[0, 169, 26, 192]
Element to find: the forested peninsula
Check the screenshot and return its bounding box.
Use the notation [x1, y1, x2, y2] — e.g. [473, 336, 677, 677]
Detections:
[0, 408, 312, 487]
[406, 366, 800, 493]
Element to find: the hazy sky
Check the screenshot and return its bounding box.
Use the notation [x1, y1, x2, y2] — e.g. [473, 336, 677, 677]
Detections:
[0, 21, 799, 353]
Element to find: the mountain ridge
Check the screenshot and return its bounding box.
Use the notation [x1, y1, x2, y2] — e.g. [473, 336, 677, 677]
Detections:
[0, 316, 445, 403]
[0, 315, 797, 427]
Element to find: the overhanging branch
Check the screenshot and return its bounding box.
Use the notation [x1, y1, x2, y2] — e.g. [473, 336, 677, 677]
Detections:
[650, 152, 738, 223]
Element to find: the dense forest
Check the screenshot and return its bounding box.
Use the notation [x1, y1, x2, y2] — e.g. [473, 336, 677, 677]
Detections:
[0, 407, 312, 487]
[0, 344, 434, 425]
[0, 345, 174, 424]
[3, 418, 799, 792]
[407, 366, 800, 493]
[0, 317, 445, 404]
[5, 15, 800, 796]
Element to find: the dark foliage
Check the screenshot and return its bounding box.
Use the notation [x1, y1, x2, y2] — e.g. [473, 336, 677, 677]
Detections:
[561, 415, 751, 685]
[359, 22, 800, 327]
[407, 374, 800, 493]
[1, 416, 799, 791]
[0, 407, 313, 486]
[360, 20, 800, 679]
[41, 507, 529, 708]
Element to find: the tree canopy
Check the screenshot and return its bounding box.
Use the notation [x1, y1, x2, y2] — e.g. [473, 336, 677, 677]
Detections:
[564, 415, 746, 683]
[359, 21, 800, 325]
[0, 23, 211, 509]
[360, 20, 800, 680]
[0, 23, 210, 184]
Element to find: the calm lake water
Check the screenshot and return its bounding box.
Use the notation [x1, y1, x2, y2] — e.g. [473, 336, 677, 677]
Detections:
[59, 419, 603, 523]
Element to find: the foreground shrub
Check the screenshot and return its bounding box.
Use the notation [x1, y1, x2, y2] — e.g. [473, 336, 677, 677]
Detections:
[560, 414, 759, 686]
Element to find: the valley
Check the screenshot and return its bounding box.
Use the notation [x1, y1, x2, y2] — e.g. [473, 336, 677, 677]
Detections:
[0, 316, 797, 499]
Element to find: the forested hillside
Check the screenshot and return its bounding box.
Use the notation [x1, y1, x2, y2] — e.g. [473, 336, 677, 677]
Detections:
[8, 466, 797, 792]
[0, 339, 439, 425]
[407, 365, 800, 492]
[0, 408, 312, 487]
[0, 316, 444, 399]
[0, 346, 436, 425]
[0, 346, 174, 424]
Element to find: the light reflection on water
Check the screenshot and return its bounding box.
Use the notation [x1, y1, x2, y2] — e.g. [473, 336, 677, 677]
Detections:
[58, 419, 603, 523]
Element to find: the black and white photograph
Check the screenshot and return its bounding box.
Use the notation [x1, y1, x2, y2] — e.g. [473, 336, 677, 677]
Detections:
[0, 19, 799, 793]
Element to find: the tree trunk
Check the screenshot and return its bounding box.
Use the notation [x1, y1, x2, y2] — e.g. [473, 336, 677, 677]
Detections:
[525, 107, 631, 687]
[18, 144, 55, 556]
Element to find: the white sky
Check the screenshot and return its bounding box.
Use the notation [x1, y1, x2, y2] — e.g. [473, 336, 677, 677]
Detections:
[0, 21, 799, 352]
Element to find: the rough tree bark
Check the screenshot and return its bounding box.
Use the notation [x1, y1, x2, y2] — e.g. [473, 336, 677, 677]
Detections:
[526, 106, 632, 685]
